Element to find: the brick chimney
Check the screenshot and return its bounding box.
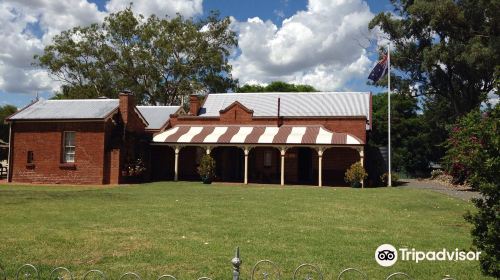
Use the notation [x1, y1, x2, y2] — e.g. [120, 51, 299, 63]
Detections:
[119, 91, 135, 125]
[189, 95, 201, 116]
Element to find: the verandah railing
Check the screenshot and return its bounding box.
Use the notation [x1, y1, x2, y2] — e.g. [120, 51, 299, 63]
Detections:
[0, 247, 456, 280]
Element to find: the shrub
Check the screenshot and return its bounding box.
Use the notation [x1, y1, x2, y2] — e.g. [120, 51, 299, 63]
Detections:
[124, 157, 146, 177]
[430, 169, 443, 179]
[380, 172, 399, 186]
[443, 107, 499, 189]
[344, 162, 367, 187]
[197, 154, 216, 183]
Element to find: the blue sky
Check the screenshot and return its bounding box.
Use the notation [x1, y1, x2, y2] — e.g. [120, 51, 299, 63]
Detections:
[0, 0, 393, 108]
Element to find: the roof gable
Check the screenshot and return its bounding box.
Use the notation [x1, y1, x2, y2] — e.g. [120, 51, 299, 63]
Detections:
[219, 101, 254, 114]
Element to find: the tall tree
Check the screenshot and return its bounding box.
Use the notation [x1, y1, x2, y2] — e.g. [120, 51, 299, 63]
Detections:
[370, 93, 431, 176]
[36, 8, 238, 105]
[369, 0, 499, 116]
[236, 81, 317, 92]
[0, 105, 17, 143]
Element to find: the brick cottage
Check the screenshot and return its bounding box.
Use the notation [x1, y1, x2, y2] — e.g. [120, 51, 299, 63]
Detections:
[6, 91, 372, 186]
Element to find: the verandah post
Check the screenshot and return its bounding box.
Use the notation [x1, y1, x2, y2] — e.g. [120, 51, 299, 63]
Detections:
[174, 146, 180, 181]
[317, 147, 324, 187]
[244, 147, 249, 185]
[280, 147, 286, 186]
[357, 147, 365, 188]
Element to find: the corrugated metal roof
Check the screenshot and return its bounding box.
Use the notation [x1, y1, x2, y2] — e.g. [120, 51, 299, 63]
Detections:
[9, 99, 119, 120]
[137, 106, 180, 130]
[199, 92, 370, 120]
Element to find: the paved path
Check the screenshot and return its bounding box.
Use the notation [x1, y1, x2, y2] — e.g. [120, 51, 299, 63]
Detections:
[399, 179, 481, 201]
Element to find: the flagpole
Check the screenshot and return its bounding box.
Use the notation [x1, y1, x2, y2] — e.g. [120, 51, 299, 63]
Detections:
[387, 43, 392, 187]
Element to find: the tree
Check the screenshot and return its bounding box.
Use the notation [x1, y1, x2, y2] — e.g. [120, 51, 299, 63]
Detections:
[370, 93, 431, 176]
[443, 105, 499, 277]
[236, 81, 317, 92]
[0, 105, 17, 142]
[369, 0, 499, 117]
[36, 8, 238, 105]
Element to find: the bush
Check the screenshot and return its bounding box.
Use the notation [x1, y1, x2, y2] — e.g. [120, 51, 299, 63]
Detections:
[197, 154, 216, 183]
[430, 169, 443, 179]
[344, 162, 367, 187]
[444, 105, 499, 277]
[123, 157, 146, 177]
[443, 107, 499, 189]
[380, 172, 399, 186]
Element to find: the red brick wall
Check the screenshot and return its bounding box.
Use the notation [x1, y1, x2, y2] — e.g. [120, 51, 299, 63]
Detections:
[108, 148, 121, 184]
[219, 104, 254, 123]
[10, 122, 107, 184]
[323, 147, 360, 186]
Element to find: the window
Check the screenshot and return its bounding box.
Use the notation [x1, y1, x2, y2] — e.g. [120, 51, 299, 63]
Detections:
[27, 151, 34, 164]
[264, 150, 272, 167]
[62, 131, 76, 163]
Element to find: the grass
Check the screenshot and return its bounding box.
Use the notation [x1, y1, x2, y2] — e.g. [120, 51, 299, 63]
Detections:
[0, 182, 492, 279]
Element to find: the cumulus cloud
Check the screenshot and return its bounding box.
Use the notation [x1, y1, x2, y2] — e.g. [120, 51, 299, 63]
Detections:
[0, 0, 105, 94]
[0, 0, 203, 96]
[1, 0, 378, 97]
[230, 0, 375, 91]
[106, 0, 203, 18]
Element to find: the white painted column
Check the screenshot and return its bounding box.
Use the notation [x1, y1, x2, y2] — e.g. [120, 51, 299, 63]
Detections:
[244, 147, 249, 185]
[174, 146, 180, 181]
[318, 148, 324, 187]
[206, 146, 211, 155]
[280, 147, 286, 186]
[358, 147, 365, 188]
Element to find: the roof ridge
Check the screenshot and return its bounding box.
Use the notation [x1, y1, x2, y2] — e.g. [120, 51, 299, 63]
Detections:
[208, 91, 370, 95]
[45, 99, 119, 102]
[137, 105, 180, 108]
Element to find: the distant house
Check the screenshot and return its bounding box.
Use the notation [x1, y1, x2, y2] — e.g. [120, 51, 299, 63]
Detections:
[6, 91, 371, 186]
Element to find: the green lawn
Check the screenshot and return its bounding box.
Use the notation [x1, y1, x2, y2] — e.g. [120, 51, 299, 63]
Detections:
[0, 182, 491, 279]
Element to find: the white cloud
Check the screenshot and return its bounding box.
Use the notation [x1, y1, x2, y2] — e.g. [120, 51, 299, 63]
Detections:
[0, 0, 105, 94]
[0, 0, 203, 96]
[230, 0, 375, 91]
[105, 0, 203, 18]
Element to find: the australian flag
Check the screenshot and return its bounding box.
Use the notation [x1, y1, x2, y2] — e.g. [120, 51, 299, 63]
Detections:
[368, 54, 388, 83]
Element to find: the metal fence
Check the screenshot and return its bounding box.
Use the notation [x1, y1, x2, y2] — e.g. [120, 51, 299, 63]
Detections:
[0, 247, 457, 280]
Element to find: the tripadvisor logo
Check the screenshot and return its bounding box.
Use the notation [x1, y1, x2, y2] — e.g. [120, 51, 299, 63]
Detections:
[375, 244, 398, 267]
[375, 244, 481, 267]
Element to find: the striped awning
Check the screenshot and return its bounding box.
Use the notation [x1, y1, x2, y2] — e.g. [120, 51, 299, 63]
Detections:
[153, 125, 363, 145]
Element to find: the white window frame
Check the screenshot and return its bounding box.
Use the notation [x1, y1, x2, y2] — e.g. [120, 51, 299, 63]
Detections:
[62, 131, 76, 163]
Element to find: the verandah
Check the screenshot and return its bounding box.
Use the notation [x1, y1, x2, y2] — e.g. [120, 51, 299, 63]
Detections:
[151, 144, 364, 187]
